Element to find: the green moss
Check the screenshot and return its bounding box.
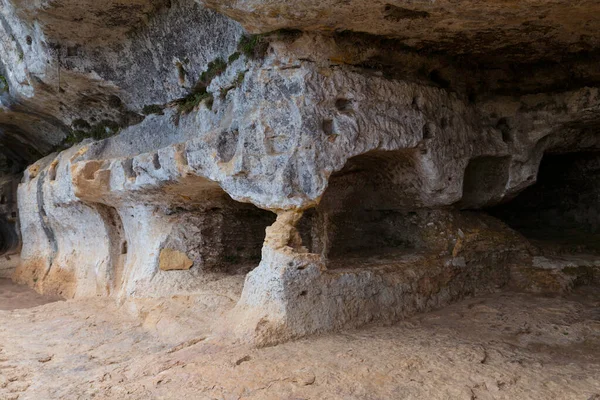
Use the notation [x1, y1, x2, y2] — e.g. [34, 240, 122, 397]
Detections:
[237, 35, 269, 59]
[198, 58, 227, 88]
[90, 120, 120, 140]
[176, 90, 213, 114]
[62, 131, 85, 147]
[0, 75, 8, 94]
[228, 52, 241, 64]
[62, 119, 121, 148]
[142, 104, 164, 115]
[175, 57, 229, 114]
[234, 71, 246, 87]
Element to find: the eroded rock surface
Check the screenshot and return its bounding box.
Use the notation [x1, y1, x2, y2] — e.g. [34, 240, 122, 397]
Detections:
[0, 0, 599, 344]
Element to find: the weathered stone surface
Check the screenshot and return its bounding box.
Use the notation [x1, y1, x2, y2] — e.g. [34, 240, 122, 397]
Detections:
[1, 0, 599, 344]
[511, 255, 600, 293]
[0, 0, 242, 165]
[200, 0, 600, 62]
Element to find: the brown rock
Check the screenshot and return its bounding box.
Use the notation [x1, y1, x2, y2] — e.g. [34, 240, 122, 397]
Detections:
[159, 249, 193, 271]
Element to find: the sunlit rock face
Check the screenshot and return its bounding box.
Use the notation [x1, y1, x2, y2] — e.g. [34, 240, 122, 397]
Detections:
[1, 0, 599, 343]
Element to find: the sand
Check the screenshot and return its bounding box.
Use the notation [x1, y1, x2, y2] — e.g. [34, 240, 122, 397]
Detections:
[0, 279, 62, 311]
[0, 279, 599, 399]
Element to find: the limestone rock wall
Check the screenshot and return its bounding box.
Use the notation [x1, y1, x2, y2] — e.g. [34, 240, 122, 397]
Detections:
[0, 0, 242, 163]
[2, 0, 600, 343]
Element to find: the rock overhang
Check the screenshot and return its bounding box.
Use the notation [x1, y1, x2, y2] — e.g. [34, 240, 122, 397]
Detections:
[0, 0, 599, 344]
[198, 0, 600, 62]
[0, 0, 598, 169]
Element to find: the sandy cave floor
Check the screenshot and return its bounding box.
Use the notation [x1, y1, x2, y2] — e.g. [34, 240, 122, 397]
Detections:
[0, 279, 63, 311]
[0, 279, 599, 400]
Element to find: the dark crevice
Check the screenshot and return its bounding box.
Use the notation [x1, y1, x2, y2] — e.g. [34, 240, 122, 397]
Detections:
[489, 152, 600, 254]
[160, 200, 275, 275]
[297, 150, 427, 266]
[94, 204, 127, 294]
[0, 216, 19, 255]
[36, 171, 58, 272]
[383, 4, 429, 21]
[333, 31, 600, 98]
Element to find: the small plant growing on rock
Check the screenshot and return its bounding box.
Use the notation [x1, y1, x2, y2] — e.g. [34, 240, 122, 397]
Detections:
[198, 58, 227, 87]
[142, 104, 164, 115]
[219, 71, 246, 99]
[235, 30, 300, 61]
[62, 119, 121, 148]
[228, 52, 241, 64]
[0, 75, 9, 94]
[234, 71, 246, 87]
[176, 91, 214, 113]
[176, 58, 229, 114]
[237, 35, 269, 59]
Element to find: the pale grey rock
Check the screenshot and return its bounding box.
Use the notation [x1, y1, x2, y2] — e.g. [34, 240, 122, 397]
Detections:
[0, 0, 243, 162]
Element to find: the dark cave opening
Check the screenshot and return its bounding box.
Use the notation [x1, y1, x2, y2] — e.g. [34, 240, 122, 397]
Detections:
[212, 206, 276, 273]
[0, 177, 21, 258]
[0, 216, 20, 255]
[488, 152, 600, 254]
[299, 150, 600, 270]
[298, 150, 433, 268]
[163, 201, 276, 275]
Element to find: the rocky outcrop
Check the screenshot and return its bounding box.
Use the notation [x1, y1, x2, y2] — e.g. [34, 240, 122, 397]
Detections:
[2, 0, 599, 344]
[0, 0, 242, 164]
